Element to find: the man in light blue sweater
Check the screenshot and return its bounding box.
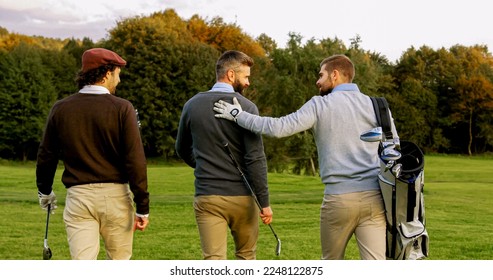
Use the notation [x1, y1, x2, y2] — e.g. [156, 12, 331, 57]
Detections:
[213, 54, 398, 260]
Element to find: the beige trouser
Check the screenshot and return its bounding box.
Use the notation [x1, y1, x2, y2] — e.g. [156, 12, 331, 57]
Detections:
[194, 195, 259, 260]
[63, 183, 135, 260]
[320, 190, 386, 260]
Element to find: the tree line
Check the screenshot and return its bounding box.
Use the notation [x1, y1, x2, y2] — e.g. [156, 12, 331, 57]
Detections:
[1, 9, 492, 174]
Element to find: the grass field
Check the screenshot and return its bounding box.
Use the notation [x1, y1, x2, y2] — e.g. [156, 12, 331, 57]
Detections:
[0, 154, 492, 260]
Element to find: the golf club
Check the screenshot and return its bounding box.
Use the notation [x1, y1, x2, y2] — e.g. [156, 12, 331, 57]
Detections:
[359, 126, 383, 142]
[381, 146, 402, 162]
[43, 204, 52, 260]
[223, 142, 281, 256]
[361, 127, 402, 161]
[392, 163, 402, 178]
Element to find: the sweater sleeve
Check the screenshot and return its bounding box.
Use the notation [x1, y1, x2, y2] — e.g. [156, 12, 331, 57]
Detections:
[237, 98, 318, 138]
[36, 107, 60, 195]
[122, 103, 149, 215]
[175, 103, 196, 168]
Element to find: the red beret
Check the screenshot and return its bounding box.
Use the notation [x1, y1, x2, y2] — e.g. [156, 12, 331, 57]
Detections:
[81, 48, 126, 73]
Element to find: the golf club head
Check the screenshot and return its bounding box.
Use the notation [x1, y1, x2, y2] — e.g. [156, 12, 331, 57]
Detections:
[360, 127, 383, 142]
[382, 141, 396, 149]
[381, 147, 402, 161]
[275, 238, 281, 256]
[392, 163, 402, 178]
[43, 240, 52, 260]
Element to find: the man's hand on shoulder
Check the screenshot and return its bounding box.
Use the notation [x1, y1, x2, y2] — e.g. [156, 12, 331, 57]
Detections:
[214, 97, 243, 122]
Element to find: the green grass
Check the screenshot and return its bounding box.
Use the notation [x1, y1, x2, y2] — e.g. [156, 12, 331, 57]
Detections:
[0, 154, 492, 260]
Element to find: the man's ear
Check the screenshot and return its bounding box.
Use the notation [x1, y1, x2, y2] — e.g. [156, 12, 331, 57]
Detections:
[100, 70, 111, 83]
[226, 69, 235, 82]
[332, 69, 339, 80]
[333, 69, 345, 83]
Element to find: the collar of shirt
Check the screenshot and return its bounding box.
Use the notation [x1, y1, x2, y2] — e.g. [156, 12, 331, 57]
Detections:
[209, 82, 234, 93]
[331, 83, 360, 93]
[79, 85, 110, 95]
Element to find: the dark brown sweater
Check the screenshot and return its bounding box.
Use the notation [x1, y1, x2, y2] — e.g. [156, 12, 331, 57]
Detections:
[36, 93, 149, 214]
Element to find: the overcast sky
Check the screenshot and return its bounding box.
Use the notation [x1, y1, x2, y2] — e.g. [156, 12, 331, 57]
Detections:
[0, 0, 491, 62]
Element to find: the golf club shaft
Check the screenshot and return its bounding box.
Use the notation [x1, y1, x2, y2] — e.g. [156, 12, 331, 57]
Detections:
[43, 203, 53, 260]
[223, 143, 280, 240]
[45, 204, 50, 239]
[224, 144, 262, 210]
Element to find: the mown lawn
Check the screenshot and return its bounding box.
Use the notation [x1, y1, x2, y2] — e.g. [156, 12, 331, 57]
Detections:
[0, 154, 491, 260]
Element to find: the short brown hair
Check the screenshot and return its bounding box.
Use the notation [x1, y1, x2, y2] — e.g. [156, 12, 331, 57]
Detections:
[216, 50, 254, 80]
[320, 54, 355, 82]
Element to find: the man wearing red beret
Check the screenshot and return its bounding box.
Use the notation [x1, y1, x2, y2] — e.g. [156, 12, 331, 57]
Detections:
[36, 48, 149, 260]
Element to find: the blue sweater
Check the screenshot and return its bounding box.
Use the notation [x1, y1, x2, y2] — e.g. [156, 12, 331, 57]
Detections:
[236, 83, 398, 195]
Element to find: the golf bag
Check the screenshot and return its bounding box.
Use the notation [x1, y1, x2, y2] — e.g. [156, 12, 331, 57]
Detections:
[371, 97, 429, 260]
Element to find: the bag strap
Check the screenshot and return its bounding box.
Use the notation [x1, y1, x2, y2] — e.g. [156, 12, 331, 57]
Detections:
[371, 97, 399, 258]
[370, 97, 394, 140]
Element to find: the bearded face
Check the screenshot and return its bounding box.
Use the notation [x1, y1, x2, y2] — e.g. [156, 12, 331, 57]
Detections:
[231, 65, 251, 94]
[316, 65, 335, 96]
[107, 68, 121, 94]
[233, 79, 247, 94]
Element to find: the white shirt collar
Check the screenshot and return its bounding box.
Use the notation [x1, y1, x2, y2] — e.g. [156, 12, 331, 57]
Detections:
[79, 85, 110, 94]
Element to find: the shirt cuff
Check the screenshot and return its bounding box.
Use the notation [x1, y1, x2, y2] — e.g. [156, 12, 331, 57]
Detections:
[136, 213, 149, 218]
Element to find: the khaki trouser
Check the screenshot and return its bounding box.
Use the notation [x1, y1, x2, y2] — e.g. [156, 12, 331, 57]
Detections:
[63, 183, 134, 260]
[320, 190, 386, 260]
[194, 195, 259, 260]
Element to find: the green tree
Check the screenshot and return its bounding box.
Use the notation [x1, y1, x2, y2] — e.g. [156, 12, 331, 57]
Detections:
[103, 9, 219, 158]
[392, 46, 446, 152]
[0, 43, 57, 160]
[41, 47, 78, 99]
[62, 37, 95, 70]
[256, 33, 277, 56]
[251, 33, 318, 174]
[347, 35, 396, 98]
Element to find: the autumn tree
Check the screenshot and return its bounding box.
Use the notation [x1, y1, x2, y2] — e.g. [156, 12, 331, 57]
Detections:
[453, 76, 493, 154]
[391, 44, 493, 154]
[187, 15, 265, 57]
[103, 9, 219, 157]
[447, 45, 493, 154]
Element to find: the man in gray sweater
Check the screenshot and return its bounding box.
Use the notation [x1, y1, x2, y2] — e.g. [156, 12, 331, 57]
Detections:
[214, 54, 398, 260]
[176, 50, 272, 260]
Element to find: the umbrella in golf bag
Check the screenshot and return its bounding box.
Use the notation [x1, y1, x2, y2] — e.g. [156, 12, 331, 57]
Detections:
[43, 204, 52, 260]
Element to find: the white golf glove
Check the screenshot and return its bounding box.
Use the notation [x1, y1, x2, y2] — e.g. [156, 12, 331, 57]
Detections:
[214, 97, 243, 122]
[38, 191, 57, 214]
